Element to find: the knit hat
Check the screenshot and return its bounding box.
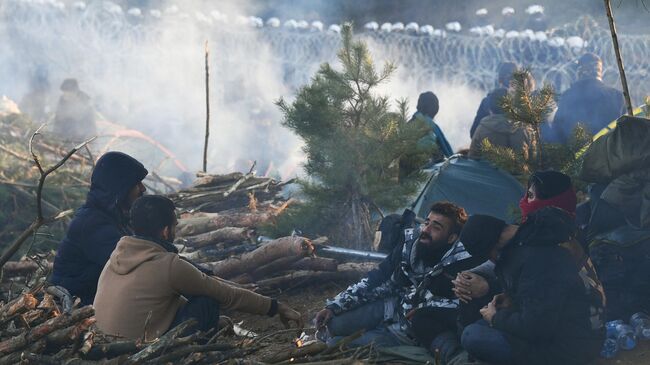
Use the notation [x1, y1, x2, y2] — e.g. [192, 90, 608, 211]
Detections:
[459, 215, 507, 261]
[528, 170, 572, 199]
[417, 91, 439, 119]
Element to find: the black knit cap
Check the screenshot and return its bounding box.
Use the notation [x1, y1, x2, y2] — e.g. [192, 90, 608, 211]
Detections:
[528, 170, 572, 199]
[459, 215, 507, 261]
[417, 91, 439, 119]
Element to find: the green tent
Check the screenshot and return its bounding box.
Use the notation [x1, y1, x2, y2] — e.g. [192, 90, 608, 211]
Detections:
[411, 156, 525, 222]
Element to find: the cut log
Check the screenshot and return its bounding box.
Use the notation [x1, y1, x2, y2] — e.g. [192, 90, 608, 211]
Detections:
[0, 338, 46, 365]
[46, 317, 96, 347]
[290, 257, 338, 272]
[209, 236, 313, 279]
[262, 342, 328, 363]
[177, 213, 273, 236]
[250, 256, 302, 280]
[1, 261, 51, 277]
[123, 319, 196, 365]
[21, 309, 45, 326]
[192, 172, 243, 188]
[84, 340, 142, 360]
[0, 293, 38, 320]
[177, 227, 255, 248]
[179, 244, 258, 262]
[0, 305, 94, 355]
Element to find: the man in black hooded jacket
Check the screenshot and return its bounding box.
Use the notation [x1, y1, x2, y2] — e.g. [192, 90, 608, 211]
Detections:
[459, 208, 605, 365]
[51, 151, 148, 305]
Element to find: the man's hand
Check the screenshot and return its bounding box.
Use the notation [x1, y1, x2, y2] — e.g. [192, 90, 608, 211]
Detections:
[493, 293, 512, 310]
[480, 300, 497, 325]
[314, 308, 334, 329]
[277, 302, 304, 331]
[452, 271, 489, 303]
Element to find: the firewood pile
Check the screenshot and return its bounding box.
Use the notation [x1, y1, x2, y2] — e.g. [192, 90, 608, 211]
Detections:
[171, 172, 374, 295]
[0, 171, 380, 364]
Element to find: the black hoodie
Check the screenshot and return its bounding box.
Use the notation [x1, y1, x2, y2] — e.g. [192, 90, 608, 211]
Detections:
[51, 152, 147, 305]
[491, 207, 605, 365]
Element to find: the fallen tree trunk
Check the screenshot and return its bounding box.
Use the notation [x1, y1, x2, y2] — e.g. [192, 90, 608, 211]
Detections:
[177, 227, 255, 248]
[209, 237, 313, 279]
[290, 257, 338, 272]
[177, 213, 273, 236]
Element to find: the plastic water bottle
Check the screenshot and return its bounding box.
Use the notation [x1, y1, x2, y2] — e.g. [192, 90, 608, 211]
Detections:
[606, 320, 624, 339]
[600, 338, 619, 359]
[630, 312, 650, 340]
[615, 324, 637, 350]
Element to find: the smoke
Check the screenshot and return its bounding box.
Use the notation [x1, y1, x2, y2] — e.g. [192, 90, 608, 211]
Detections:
[0, 0, 490, 182]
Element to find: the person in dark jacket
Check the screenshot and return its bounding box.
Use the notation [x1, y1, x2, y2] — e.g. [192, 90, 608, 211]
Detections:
[51, 151, 148, 305]
[53, 78, 97, 141]
[552, 53, 626, 143]
[468, 88, 535, 160]
[314, 202, 479, 356]
[458, 209, 605, 365]
[470, 62, 518, 138]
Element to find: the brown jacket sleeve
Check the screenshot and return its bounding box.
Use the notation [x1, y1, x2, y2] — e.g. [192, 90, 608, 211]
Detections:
[168, 255, 272, 315]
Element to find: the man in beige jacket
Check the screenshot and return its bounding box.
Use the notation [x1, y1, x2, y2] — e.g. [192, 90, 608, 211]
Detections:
[94, 195, 302, 340]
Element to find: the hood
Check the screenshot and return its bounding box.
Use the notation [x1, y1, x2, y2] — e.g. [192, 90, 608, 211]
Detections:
[109, 236, 166, 275]
[86, 152, 148, 211]
[513, 207, 574, 247]
[479, 114, 520, 134]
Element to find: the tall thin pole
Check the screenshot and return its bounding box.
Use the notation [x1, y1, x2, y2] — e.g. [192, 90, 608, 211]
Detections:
[604, 0, 633, 115]
[202, 40, 210, 172]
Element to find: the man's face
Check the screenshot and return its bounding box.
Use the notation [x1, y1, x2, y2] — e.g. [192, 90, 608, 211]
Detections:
[163, 218, 178, 243]
[419, 212, 457, 249]
[124, 182, 146, 209]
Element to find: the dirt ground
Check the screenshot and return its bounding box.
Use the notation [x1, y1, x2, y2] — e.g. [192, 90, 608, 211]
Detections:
[230, 278, 650, 364]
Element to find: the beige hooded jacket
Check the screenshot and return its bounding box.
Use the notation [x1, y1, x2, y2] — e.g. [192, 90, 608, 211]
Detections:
[94, 236, 271, 340]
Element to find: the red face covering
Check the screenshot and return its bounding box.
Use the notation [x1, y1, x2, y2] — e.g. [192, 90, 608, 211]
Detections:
[519, 188, 577, 222]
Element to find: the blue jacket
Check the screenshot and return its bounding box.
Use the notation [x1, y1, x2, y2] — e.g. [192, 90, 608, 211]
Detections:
[411, 112, 454, 158]
[552, 78, 626, 143]
[51, 152, 148, 305]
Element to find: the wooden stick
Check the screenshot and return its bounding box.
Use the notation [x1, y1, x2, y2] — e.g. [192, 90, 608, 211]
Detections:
[123, 319, 196, 365]
[143, 343, 233, 364]
[202, 40, 210, 172]
[604, 0, 633, 115]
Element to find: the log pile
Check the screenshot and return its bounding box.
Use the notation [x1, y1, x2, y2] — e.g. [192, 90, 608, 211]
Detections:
[171, 172, 373, 295]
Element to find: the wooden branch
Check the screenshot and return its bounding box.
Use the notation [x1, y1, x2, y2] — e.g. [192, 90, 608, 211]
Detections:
[0, 126, 93, 269]
[203, 40, 210, 172]
[84, 340, 142, 360]
[46, 317, 96, 347]
[604, 0, 633, 115]
[255, 269, 365, 291]
[123, 319, 196, 364]
[250, 256, 302, 280]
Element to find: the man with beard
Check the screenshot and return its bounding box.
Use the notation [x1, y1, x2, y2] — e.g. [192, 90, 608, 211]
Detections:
[314, 202, 480, 354]
[51, 151, 147, 305]
[94, 196, 303, 340]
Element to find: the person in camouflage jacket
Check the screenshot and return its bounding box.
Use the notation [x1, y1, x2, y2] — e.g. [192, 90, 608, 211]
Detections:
[314, 202, 481, 352]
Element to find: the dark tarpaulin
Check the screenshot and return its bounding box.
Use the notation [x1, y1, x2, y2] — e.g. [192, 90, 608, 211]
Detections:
[411, 156, 524, 222]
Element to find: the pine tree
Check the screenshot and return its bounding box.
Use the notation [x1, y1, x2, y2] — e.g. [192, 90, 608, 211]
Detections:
[500, 68, 555, 170]
[276, 24, 434, 249]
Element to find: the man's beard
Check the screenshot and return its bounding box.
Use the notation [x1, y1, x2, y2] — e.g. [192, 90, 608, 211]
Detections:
[417, 232, 448, 258]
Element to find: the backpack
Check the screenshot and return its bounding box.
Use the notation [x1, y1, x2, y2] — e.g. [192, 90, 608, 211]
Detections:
[589, 225, 650, 320]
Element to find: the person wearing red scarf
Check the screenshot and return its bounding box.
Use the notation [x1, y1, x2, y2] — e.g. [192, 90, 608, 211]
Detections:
[520, 170, 577, 222]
